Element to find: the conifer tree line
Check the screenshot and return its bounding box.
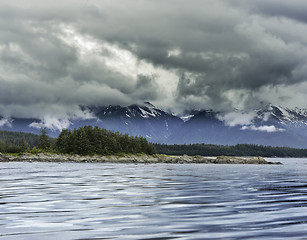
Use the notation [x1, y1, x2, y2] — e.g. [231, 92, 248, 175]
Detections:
[3, 128, 307, 157]
[0, 131, 39, 153]
[154, 143, 307, 157]
[0, 127, 156, 155]
[55, 126, 156, 155]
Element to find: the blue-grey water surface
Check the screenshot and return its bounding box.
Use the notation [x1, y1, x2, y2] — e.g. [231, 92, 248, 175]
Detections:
[0, 158, 307, 240]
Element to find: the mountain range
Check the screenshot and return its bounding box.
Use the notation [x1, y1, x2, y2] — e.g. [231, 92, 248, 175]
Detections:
[1, 102, 307, 148]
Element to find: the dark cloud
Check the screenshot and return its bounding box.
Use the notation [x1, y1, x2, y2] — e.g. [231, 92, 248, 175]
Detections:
[1, 0, 307, 118]
[133, 74, 160, 101]
[242, 0, 307, 24]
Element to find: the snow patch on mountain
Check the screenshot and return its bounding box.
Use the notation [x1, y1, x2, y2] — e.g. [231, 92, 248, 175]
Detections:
[165, 120, 169, 130]
[139, 107, 158, 118]
[180, 114, 195, 122]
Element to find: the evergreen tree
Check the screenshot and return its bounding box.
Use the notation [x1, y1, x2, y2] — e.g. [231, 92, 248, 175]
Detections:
[54, 126, 157, 155]
[76, 127, 91, 155]
[66, 130, 77, 154]
[56, 129, 69, 153]
[20, 140, 30, 152]
[38, 128, 51, 150]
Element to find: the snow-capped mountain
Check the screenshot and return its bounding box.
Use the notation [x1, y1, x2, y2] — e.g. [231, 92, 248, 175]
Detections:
[168, 104, 307, 147]
[2, 102, 307, 148]
[255, 103, 307, 125]
[82, 102, 183, 142]
[0, 102, 183, 142]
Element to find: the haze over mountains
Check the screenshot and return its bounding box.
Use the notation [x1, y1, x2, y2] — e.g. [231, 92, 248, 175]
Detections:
[1, 102, 307, 148]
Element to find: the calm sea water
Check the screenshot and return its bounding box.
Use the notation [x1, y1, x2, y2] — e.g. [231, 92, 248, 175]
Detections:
[0, 158, 307, 240]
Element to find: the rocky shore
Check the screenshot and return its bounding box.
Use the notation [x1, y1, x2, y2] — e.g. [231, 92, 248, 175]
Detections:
[0, 152, 282, 164]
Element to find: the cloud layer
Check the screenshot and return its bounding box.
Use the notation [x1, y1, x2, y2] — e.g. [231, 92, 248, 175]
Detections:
[1, 0, 307, 118]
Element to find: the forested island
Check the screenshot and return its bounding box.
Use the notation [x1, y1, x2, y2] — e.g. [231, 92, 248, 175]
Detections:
[1, 126, 156, 155]
[0, 127, 287, 164]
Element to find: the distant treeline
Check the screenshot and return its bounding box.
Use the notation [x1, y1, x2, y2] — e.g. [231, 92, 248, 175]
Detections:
[0, 131, 39, 153]
[155, 143, 307, 157]
[0, 126, 156, 155]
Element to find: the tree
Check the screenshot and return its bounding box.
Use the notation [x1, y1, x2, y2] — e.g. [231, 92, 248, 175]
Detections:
[76, 127, 91, 155]
[38, 128, 51, 150]
[66, 130, 77, 154]
[20, 140, 30, 152]
[56, 129, 69, 153]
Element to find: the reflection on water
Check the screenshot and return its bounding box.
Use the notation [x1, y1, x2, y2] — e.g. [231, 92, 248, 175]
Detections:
[0, 158, 307, 239]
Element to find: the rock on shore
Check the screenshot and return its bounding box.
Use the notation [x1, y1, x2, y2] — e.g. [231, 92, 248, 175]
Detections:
[0, 153, 282, 164]
[0, 153, 8, 161]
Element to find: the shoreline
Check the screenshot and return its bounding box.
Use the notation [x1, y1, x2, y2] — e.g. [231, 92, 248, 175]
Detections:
[0, 153, 282, 164]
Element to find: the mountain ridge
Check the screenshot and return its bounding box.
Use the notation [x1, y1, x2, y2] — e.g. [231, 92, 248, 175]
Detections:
[1, 102, 307, 148]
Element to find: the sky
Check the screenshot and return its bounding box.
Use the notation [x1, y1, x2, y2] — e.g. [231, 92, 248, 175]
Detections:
[1, 0, 307, 120]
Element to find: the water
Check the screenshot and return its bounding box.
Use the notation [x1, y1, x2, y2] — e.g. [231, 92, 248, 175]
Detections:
[0, 158, 307, 240]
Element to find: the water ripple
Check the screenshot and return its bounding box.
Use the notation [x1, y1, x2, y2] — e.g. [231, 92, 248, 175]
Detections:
[0, 159, 307, 239]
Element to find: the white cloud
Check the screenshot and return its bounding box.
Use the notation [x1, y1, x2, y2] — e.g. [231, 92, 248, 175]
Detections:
[29, 117, 71, 131]
[217, 111, 257, 127]
[217, 110, 286, 133]
[0, 118, 12, 128]
[167, 48, 181, 58]
[241, 125, 285, 133]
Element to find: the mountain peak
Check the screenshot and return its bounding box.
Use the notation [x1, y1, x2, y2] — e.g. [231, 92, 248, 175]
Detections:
[254, 103, 307, 123]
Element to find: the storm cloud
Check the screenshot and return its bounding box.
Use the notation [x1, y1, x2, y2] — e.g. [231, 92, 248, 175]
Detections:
[1, 0, 307, 118]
